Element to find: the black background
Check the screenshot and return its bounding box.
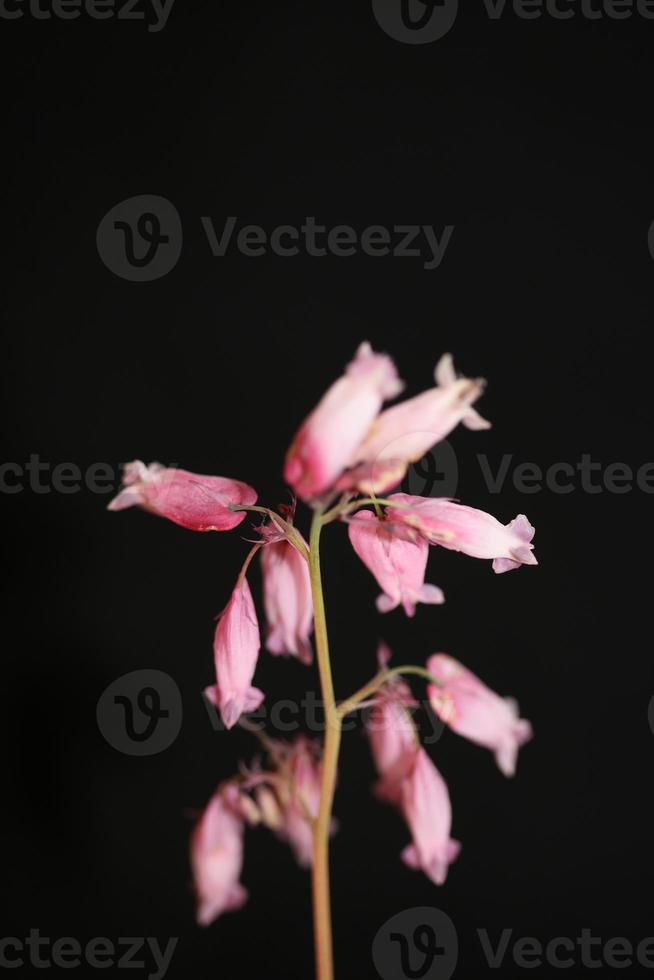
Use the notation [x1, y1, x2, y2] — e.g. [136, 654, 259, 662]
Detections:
[2, 1, 654, 977]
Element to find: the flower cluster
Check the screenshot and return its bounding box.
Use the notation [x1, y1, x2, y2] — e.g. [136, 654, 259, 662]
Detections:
[109, 341, 537, 931]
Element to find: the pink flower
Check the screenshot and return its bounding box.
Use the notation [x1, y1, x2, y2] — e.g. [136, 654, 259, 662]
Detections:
[399, 748, 461, 886]
[190, 784, 248, 926]
[204, 577, 264, 730]
[366, 646, 418, 804]
[426, 654, 533, 776]
[284, 342, 403, 501]
[277, 736, 323, 867]
[386, 495, 537, 573]
[108, 460, 257, 532]
[348, 510, 444, 616]
[343, 354, 489, 494]
[261, 536, 313, 664]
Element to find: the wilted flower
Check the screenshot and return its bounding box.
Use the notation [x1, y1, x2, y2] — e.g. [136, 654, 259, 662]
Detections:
[399, 748, 461, 886]
[204, 577, 263, 730]
[284, 342, 403, 500]
[261, 534, 313, 664]
[191, 784, 248, 926]
[342, 354, 489, 494]
[108, 460, 257, 532]
[386, 495, 537, 573]
[348, 510, 444, 616]
[427, 653, 532, 776]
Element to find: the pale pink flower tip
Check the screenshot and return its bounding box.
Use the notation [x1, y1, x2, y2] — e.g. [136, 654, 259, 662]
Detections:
[108, 460, 257, 532]
[386, 495, 537, 573]
[283, 343, 403, 500]
[427, 653, 533, 777]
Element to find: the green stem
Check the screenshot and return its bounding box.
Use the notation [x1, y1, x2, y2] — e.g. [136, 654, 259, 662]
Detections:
[337, 665, 443, 719]
[309, 510, 341, 980]
[321, 496, 411, 524]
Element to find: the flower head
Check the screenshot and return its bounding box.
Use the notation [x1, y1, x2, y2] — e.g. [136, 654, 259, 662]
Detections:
[348, 510, 444, 616]
[366, 645, 418, 804]
[261, 534, 313, 664]
[191, 784, 248, 926]
[399, 748, 461, 886]
[108, 460, 257, 532]
[427, 653, 533, 776]
[342, 354, 489, 494]
[386, 495, 537, 573]
[284, 343, 403, 501]
[204, 577, 264, 730]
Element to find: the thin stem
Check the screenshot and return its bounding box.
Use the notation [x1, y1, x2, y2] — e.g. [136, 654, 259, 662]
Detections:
[309, 510, 341, 980]
[321, 496, 411, 524]
[337, 665, 443, 718]
[236, 542, 263, 588]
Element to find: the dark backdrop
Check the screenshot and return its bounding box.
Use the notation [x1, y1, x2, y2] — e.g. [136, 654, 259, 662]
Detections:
[2, 2, 653, 978]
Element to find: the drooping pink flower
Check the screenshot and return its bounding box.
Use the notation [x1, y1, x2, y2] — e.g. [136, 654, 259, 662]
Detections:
[261, 536, 313, 664]
[348, 510, 444, 616]
[426, 653, 532, 776]
[204, 577, 264, 730]
[276, 736, 323, 867]
[190, 784, 248, 926]
[284, 342, 403, 501]
[386, 495, 537, 573]
[342, 354, 490, 494]
[399, 747, 461, 886]
[366, 645, 419, 804]
[108, 460, 257, 531]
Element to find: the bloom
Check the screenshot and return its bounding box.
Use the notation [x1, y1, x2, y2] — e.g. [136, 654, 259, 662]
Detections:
[204, 577, 264, 730]
[108, 460, 257, 532]
[366, 646, 418, 804]
[284, 342, 403, 500]
[275, 736, 323, 867]
[348, 510, 444, 615]
[399, 748, 461, 886]
[426, 654, 533, 776]
[342, 354, 489, 494]
[386, 495, 537, 573]
[261, 536, 313, 664]
[190, 784, 248, 926]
